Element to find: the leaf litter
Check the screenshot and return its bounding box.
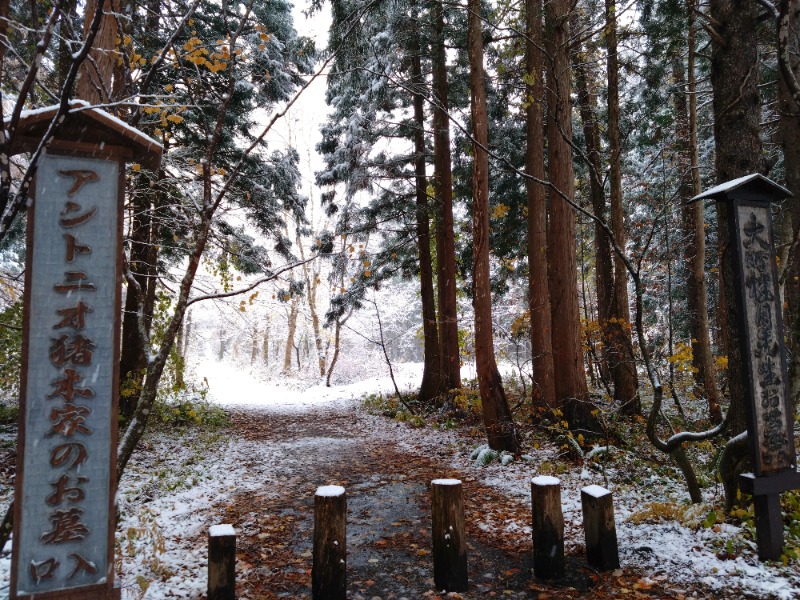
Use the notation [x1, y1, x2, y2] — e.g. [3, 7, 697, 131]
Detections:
[1, 363, 797, 598]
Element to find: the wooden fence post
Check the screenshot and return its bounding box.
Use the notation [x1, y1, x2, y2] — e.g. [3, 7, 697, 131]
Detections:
[531, 475, 565, 579]
[581, 484, 619, 570]
[431, 478, 468, 592]
[313, 485, 347, 600]
[208, 524, 236, 600]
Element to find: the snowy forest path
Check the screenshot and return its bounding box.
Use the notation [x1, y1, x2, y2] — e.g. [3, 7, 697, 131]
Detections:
[203, 399, 712, 599]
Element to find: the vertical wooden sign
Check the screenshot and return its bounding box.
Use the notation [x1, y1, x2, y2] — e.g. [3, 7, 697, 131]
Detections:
[8, 103, 161, 599]
[734, 203, 794, 475]
[693, 173, 800, 561]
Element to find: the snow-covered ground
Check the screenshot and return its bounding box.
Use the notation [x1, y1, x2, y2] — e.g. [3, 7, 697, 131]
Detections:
[2, 362, 799, 598]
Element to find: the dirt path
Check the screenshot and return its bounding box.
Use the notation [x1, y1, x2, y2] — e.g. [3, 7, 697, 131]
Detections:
[210, 404, 716, 600]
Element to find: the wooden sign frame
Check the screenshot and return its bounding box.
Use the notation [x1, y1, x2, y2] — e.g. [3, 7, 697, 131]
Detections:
[693, 173, 800, 560]
[8, 102, 161, 599]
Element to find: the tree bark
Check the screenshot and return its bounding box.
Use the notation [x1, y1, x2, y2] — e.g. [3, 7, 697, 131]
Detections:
[673, 42, 722, 423]
[573, 44, 613, 392]
[605, 0, 639, 414]
[119, 188, 157, 419]
[777, 1, 800, 411]
[411, 15, 443, 403]
[432, 0, 461, 392]
[77, 0, 118, 103]
[709, 0, 765, 504]
[545, 0, 591, 427]
[467, 0, 518, 452]
[57, 0, 79, 90]
[283, 297, 299, 373]
[298, 232, 326, 377]
[263, 316, 270, 365]
[525, 0, 556, 409]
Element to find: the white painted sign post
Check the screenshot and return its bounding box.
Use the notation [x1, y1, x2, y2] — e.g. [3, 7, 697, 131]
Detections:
[9, 102, 161, 599]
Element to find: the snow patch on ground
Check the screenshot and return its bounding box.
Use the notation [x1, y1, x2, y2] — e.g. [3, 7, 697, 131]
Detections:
[2, 363, 798, 598]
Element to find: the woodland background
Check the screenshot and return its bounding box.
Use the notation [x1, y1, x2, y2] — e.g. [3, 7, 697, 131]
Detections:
[0, 0, 797, 522]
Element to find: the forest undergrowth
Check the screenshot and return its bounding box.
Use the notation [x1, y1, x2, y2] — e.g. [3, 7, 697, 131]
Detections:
[85, 370, 800, 599]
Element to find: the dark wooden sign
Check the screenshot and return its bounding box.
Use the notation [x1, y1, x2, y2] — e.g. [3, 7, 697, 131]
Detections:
[693, 173, 800, 561]
[8, 102, 161, 599]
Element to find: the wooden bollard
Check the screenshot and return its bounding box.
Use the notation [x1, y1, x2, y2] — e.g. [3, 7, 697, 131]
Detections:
[531, 476, 565, 579]
[208, 524, 236, 600]
[313, 485, 347, 600]
[431, 478, 468, 592]
[581, 484, 619, 570]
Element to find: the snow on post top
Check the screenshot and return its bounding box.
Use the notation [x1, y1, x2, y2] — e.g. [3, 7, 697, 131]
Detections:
[316, 485, 345, 497]
[209, 524, 235, 537]
[531, 475, 560, 486]
[431, 478, 461, 486]
[582, 484, 611, 498]
[690, 173, 791, 203]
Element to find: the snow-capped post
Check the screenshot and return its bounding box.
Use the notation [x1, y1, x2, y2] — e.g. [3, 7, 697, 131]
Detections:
[8, 102, 161, 600]
[313, 485, 347, 599]
[692, 174, 800, 561]
[208, 524, 237, 600]
[580, 485, 619, 570]
[431, 478, 468, 592]
[531, 475, 565, 578]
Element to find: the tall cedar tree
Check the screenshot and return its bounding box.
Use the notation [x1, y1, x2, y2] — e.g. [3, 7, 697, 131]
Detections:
[466, 0, 518, 452]
[431, 0, 462, 392]
[545, 0, 593, 428]
[571, 30, 613, 393]
[525, 0, 556, 408]
[410, 3, 443, 401]
[777, 2, 800, 407]
[672, 5, 722, 422]
[709, 0, 766, 506]
[605, 0, 640, 414]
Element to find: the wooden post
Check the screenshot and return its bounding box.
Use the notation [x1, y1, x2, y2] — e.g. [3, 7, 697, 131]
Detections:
[313, 485, 346, 600]
[581, 485, 619, 570]
[531, 475, 565, 579]
[8, 102, 160, 600]
[431, 479, 468, 592]
[208, 524, 236, 600]
[693, 174, 800, 560]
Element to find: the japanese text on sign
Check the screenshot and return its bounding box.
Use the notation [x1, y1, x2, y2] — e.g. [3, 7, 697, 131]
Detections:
[739, 205, 793, 474]
[16, 155, 118, 595]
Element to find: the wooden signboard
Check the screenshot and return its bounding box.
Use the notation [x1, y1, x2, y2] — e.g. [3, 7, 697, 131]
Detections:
[8, 102, 161, 599]
[693, 173, 800, 560]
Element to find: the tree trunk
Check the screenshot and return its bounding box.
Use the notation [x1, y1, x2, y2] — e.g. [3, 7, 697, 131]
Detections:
[605, 0, 639, 415]
[263, 317, 270, 365]
[77, 0, 118, 103]
[411, 16, 443, 403]
[298, 231, 327, 377]
[57, 0, 79, 90]
[432, 0, 461, 392]
[545, 0, 591, 427]
[573, 45, 613, 392]
[284, 298, 299, 373]
[118, 207, 214, 478]
[709, 0, 765, 504]
[467, 0, 518, 452]
[673, 43, 722, 423]
[777, 3, 800, 411]
[183, 310, 192, 358]
[119, 188, 156, 419]
[525, 0, 556, 409]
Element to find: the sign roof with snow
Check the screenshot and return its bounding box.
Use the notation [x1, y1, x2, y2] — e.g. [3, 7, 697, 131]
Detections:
[690, 173, 792, 203]
[8, 100, 163, 169]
